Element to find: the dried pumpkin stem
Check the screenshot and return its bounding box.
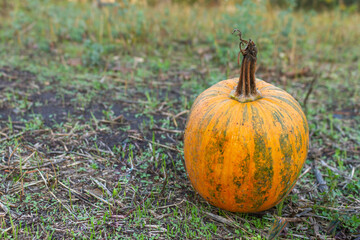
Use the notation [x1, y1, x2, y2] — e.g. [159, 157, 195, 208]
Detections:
[231, 30, 262, 102]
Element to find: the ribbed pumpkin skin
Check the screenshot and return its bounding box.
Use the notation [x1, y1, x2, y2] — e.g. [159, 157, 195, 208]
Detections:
[184, 78, 309, 213]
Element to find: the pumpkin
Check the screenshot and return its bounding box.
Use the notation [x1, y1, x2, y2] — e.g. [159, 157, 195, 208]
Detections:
[184, 30, 309, 213]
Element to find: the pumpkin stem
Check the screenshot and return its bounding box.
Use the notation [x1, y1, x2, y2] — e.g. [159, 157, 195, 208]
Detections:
[230, 30, 262, 102]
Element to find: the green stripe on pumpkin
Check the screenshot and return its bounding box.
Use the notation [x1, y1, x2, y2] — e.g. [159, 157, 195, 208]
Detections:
[250, 105, 274, 210]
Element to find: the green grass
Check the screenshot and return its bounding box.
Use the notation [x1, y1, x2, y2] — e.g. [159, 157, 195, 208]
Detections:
[0, 0, 359, 239]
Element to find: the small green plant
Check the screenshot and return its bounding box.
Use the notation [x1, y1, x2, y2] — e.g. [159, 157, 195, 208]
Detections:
[82, 40, 104, 68]
[25, 114, 44, 130]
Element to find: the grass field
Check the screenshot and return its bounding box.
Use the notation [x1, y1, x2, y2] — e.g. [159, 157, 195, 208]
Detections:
[0, 0, 359, 239]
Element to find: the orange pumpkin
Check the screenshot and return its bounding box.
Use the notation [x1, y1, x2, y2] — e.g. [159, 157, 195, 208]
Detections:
[184, 31, 309, 213]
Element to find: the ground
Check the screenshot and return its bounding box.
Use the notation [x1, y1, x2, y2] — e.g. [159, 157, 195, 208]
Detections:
[0, 1, 359, 239]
